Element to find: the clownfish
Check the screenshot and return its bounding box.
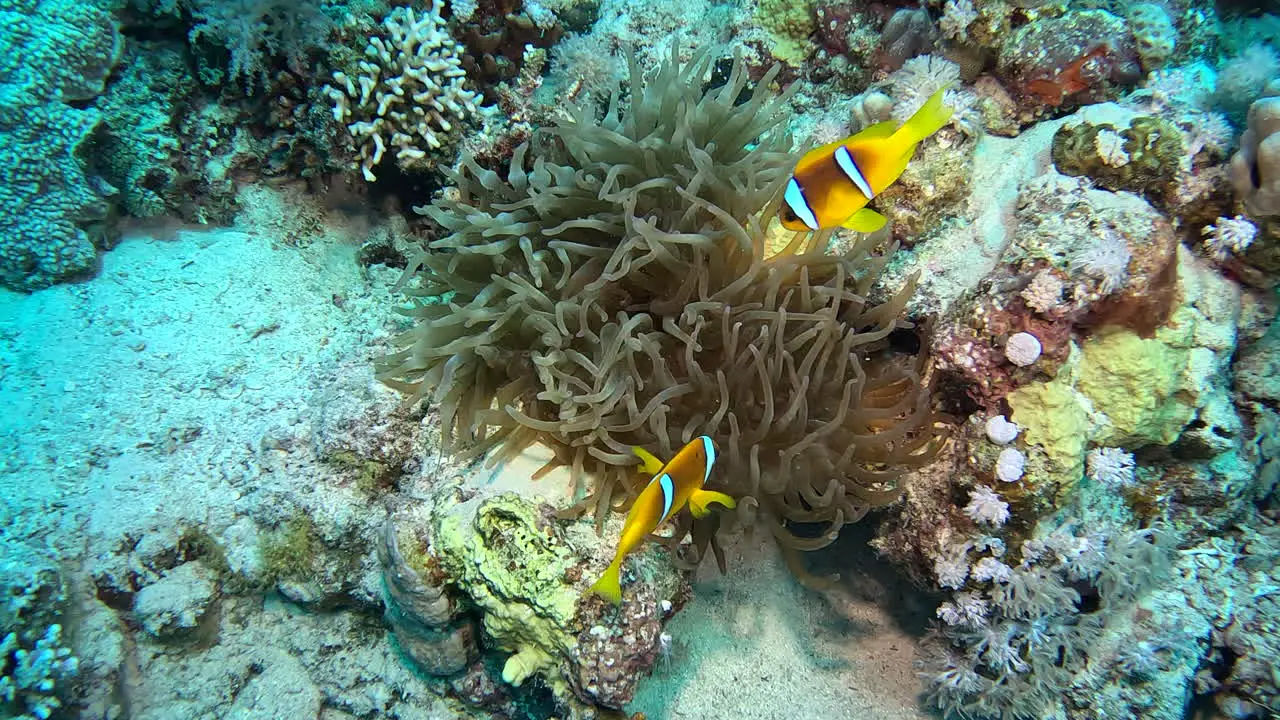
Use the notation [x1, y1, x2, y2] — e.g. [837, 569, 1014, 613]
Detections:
[588, 436, 736, 604]
[780, 85, 955, 233]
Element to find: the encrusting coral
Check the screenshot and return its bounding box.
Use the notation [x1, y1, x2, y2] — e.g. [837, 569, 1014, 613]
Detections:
[378, 44, 946, 578]
[0, 0, 122, 291]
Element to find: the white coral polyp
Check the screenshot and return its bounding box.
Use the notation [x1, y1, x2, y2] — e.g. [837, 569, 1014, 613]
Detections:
[326, 0, 479, 181]
[1201, 215, 1257, 261]
[964, 486, 1010, 527]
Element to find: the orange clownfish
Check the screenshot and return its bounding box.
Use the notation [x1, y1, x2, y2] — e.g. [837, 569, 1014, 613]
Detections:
[780, 85, 955, 234]
[588, 436, 736, 604]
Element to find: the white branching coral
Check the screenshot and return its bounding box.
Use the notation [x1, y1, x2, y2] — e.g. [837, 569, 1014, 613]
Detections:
[937, 592, 989, 627]
[325, 0, 480, 181]
[934, 546, 971, 589]
[1200, 215, 1258, 261]
[971, 557, 1013, 584]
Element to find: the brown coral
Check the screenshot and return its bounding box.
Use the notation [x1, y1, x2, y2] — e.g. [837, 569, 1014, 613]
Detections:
[378, 46, 945, 572]
[454, 0, 563, 105]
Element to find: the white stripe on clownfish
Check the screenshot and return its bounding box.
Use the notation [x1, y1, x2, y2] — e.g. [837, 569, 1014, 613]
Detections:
[657, 473, 675, 523]
[784, 177, 819, 230]
[833, 145, 875, 199]
[700, 435, 715, 485]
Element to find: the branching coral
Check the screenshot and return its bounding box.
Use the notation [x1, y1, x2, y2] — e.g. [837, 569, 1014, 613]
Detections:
[378, 45, 945, 575]
[325, 1, 480, 181]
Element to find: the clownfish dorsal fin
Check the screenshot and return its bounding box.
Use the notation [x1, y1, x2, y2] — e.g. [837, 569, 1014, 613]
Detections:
[793, 137, 848, 175]
[802, 122, 897, 176]
[632, 446, 666, 476]
[847, 120, 899, 142]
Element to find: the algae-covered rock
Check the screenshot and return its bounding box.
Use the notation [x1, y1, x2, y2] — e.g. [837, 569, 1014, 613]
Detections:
[420, 483, 686, 712]
[434, 493, 579, 689]
[1006, 368, 1091, 490]
[876, 135, 976, 240]
[1076, 329, 1193, 448]
[1237, 314, 1280, 404]
[1052, 106, 1184, 202]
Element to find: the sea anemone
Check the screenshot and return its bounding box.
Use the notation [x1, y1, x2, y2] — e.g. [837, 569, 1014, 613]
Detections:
[378, 44, 946, 579]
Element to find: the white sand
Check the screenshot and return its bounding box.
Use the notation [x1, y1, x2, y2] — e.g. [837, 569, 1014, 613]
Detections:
[629, 532, 932, 720]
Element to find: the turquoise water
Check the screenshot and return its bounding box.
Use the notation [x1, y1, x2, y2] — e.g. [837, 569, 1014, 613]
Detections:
[2, 1, 1278, 718]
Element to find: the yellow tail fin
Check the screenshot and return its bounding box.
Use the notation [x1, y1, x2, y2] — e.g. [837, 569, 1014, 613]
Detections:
[894, 85, 954, 148]
[588, 560, 623, 604]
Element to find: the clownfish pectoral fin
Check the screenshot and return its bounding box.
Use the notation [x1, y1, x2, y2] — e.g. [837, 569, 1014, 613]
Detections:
[589, 559, 624, 604]
[841, 208, 888, 233]
[632, 446, 666, 476]
[688, 489, 737, 519]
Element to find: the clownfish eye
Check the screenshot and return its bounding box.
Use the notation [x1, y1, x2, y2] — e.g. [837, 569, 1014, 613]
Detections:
[782, 206, 797, 221]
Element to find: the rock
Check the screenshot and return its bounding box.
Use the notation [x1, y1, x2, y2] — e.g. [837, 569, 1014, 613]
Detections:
[224, 649, 322, 719]
[133, 562, 220, 642]
[1008, 245, 1241, 488]
[377, 514, 479, 677]
[1236, 317, 1280, 403]
[418, 470, 687, 713]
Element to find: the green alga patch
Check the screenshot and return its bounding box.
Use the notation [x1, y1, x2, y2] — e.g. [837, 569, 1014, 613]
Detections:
[327, 450, 399, 496]
[259, 514, 322, 583]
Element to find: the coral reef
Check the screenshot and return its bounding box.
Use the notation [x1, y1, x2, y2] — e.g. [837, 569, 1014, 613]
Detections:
[453, 0, 564, 106]
[378, 46, 945, 580]
[1051, 105, 1186, 205]
[877, 7, 936, 71]
[185, 0, 334, 88]
[754, 0, 815, 66]
[0, 555, 78, 720]
[0, 0, 122, 291]
[9, 0, 1280, 718]
[92, 44, 183, 218]
[1127, 2, 1178, 73]
[925, 502, 1182, 720]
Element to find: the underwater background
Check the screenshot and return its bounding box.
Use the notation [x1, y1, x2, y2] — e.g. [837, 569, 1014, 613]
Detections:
[3, 0, 1280, 718]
